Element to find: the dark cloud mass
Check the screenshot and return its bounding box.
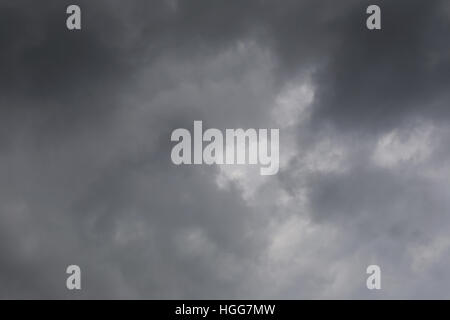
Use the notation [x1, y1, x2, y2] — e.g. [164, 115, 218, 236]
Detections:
[1, 0, 450, 299]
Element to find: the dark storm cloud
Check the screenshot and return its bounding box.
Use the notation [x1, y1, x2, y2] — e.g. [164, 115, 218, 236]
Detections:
[308, 0, 450, 132]
[0, 0, 269, 140]
[0, 0, 276, 299]
[1, 0, 450, 299]
[0, 1, 136, 150]
[0, 1, 129, 102]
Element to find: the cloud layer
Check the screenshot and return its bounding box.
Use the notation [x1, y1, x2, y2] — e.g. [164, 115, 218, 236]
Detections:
[1, 0, 450, 299]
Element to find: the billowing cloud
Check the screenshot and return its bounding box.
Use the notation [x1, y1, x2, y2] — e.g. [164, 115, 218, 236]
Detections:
[1, 0, 450, 299]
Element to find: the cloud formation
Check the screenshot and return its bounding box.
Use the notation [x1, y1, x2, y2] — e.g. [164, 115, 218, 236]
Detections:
[1, 0, 450, 299]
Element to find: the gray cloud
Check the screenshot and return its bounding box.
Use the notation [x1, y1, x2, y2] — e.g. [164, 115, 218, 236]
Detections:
[1, 0, 450, 299]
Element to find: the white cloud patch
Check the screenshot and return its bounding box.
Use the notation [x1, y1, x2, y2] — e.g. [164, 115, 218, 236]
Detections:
[372, 123, 435, 168]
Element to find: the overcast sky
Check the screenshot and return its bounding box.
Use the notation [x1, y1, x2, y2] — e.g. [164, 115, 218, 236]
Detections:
[1, 0, 450, 299]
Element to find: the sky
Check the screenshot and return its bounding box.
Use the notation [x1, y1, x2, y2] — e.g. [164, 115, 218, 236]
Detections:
[1, 0, 450, 299]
